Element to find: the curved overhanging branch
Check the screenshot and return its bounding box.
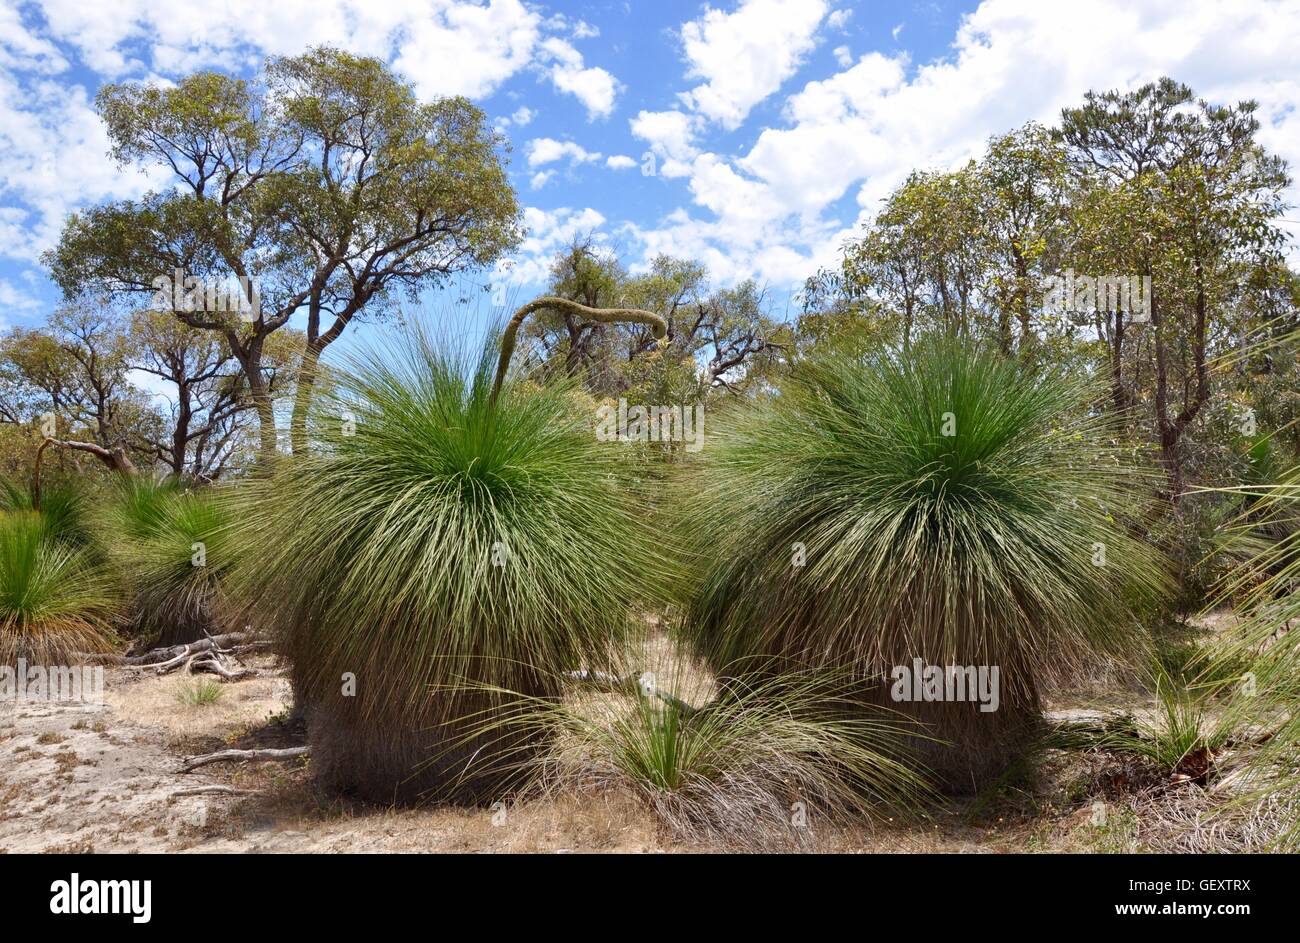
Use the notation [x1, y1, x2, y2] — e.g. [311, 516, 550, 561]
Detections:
[490, 296, 667, 405]
[33, 437, 137, 509]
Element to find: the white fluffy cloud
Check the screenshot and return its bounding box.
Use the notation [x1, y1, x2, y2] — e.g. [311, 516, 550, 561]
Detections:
[393, 1, 541, 100]
[629, 109, 700, 177]
[539, 36, 620, 119]
[605, 155, 636, 170]
[677, 0, 829, 129]
[826, 9, 853, 32]
[498, 205, 607, 284]
[0, 72, 158, 263]
[526, 137, 600, 167]
[0, 276, 40, 316]
[0, 2, 66, 73]
[30, 0, 545, 97]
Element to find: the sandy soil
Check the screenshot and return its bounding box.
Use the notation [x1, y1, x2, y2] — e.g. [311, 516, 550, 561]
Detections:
[0, 657, 685, 853]
[0, 658, 1009, 853]
[0, 618, 1265, 853]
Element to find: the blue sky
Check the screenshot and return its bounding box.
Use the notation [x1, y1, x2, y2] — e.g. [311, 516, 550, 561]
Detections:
[2, 0, 1298, 350]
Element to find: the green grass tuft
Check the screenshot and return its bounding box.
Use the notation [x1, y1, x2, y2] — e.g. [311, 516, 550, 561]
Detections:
[174, 677, 225, 707]
[463, 667, 932, 848]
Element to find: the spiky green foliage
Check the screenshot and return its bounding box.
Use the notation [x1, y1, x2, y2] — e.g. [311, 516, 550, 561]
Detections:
[0, 477, 94, 550]
[0, 511, 118, 664]
[174, 677, 225, 707]
[229, 329, 675, 804]
[679, 338, 1168, 790]
[1052, 665, 1230, 776]
[1206, 460, 1300, 847]
[472, 669, 931, 848]
[101, 475, 182, 542]
[100, 476, 235, 647]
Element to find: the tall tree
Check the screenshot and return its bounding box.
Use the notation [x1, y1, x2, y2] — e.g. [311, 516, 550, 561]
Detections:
[838, 167, 992, 349]
[979, 123, 1069, 354]
[126, 310, 299, 479]
[46, 47, 521, 461]
[0, 307, 157, 473]
[1059, 78, 1290, 499]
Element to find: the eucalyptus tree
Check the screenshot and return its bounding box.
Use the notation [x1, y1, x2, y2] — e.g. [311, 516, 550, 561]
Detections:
[979, 123, 1070, 354]
[0, 307, 157, 474]
[838, 168, 991, 350]
[47, 47, 521, 462]
[1058, 78, 1290, 500]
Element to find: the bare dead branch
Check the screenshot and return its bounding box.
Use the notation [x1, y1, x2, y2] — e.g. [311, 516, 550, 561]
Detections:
[178, 746, 309, 773]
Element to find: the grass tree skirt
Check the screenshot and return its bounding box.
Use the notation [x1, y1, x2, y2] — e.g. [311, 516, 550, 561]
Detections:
[709, 639, 1049, 793]
[855, 672, 1045, 793]
[285, 624, 562, 804]
[300, 688, 555, 805]
[228, 327, 674, 806]
[680, 338, 1169, 795]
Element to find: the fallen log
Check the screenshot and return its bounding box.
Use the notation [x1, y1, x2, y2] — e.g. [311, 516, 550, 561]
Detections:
[78, 633, 255, 667]
[189, 657, 260, 682]
[178, 746, 309, 773]
[170, 785, 262, 798]
[567, 669, 700, 718]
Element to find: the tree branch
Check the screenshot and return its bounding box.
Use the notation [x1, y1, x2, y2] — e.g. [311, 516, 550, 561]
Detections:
[491, 297, 666, 404]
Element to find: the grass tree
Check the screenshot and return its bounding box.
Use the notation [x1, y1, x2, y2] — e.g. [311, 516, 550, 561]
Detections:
[1, 478, 94, 550]
[679, 337, 1168, 790]
[99, 475, 235, 647]
[0, 506, 117, 666]
[1206, 459, 1300, 847]
[231, 299, 677, 804]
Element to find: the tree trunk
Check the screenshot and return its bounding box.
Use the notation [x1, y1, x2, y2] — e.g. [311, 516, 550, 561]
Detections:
[232, 337, 278, 469]
[290, 342, 323, 455]
[1149, 287, 1185, 503]
[1110, 309, 1129, 415]
[250, 378, 278, 466]
[1014, 250, 1031, 353]
[171, 382, 191, 477]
